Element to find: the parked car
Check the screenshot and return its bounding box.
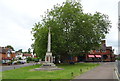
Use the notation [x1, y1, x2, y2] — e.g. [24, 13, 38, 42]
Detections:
[12, 61, 17, 64]
[18, 60, 27, 64]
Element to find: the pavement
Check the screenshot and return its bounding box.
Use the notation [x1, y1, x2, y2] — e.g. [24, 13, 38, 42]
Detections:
[0, 63, 37, 71]
[72, 62, 119, 81]
[117, 61, 120, 74]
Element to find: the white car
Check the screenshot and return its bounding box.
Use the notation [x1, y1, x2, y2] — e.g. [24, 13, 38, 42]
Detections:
[18, 60, 27, 64]
[12, 61, 17, 64]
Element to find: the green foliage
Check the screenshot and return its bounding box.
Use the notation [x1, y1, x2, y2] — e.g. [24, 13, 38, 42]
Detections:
[27, 57, 33, 62]
[31, 0, 111, 59]
[18, 57, 22, 60]
[116, 57, 120, 60]
[7, 61, 12, 65]
[17, 61, 21, 64]
[32, 58, 39, 62]
[28, 48, 31, 53]
[26, 57, 40, 62]
[16, 48, 31, 54]
[17, 49, 22, 53]
[5, 45, 14, 51]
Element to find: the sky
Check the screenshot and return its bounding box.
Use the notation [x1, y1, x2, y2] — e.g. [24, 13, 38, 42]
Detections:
[0, 0, 119, 54]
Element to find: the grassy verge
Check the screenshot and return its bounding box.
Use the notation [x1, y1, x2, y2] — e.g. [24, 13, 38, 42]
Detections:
[0, 66, 2, 80]
[2, 63, 99, 79]
[0, 71, 2, 80]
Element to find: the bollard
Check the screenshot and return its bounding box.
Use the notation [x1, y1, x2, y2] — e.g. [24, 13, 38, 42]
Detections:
[14, 67, 15, 69]
[114, 68, 115, 71]
[80, 69, 82, 72]
[71, 72, 73, 77]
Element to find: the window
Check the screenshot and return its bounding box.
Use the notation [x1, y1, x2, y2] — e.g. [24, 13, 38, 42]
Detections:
[102, 50, 106, 52]
[7, 50, 10, 57]
[95, 50, 99, 52]
[2, 60, 5, 63]
[7, 54, 10, 57]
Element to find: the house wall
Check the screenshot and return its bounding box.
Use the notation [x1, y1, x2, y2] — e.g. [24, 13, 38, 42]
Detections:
[91, 50, 112, 55]
[86, 49, 114, 62]
[2, 53, 16, 59]
[0, 53, 2, 61]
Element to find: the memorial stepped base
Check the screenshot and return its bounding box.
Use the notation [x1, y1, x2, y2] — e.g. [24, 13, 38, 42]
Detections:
[34, 62, 64, 71]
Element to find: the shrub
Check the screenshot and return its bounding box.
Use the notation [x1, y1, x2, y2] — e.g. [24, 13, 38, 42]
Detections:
[32, 57, 40, 62]
[117, 57, 120, 60]
[27, 61, 30, 63]
[18, 57, 22, 60]
[27, 57, 32, 61]
[7, 61, 12, 65]
[17, 61, 21, 64]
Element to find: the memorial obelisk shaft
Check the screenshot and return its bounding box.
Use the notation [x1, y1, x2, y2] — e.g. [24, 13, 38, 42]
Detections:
[45, 27, 53, 63]
[47, 27, 51, 52]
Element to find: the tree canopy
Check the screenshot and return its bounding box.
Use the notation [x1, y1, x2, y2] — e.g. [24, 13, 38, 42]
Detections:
[31, 0, 111, 60]
[5, 45, 14, 51]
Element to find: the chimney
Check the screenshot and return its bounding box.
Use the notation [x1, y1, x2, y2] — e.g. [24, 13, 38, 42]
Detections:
[101, 40, 106, 50]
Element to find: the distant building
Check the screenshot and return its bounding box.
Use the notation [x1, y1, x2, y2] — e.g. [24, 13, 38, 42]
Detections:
[85, 40, 115, 62]
[0, 47, 16, 63]
[15, 52, 25, 59]
[15, 52, 34, 60]
[62, 40, 115, 63]
[23, 53, 33, 58]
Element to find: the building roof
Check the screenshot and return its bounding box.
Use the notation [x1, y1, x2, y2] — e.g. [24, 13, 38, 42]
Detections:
[0, 47, 12, 54]
[106, 46, 112, 50]
[2, 57, 12, 60]
[23, 54, 32, 56]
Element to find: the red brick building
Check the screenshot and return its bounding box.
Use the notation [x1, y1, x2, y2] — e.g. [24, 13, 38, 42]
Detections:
[23, 54, 33, 58]
[59, 40, 115, 63]
[0, 47, 16, 63]
[85, 40, 115, 62]
[67, 40, 115, 63]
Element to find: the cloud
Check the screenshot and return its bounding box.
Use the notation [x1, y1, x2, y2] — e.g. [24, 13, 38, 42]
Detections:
[0, 0, 119, 53]
[0, 0, 65, 51]
[0, 21, 32, 51]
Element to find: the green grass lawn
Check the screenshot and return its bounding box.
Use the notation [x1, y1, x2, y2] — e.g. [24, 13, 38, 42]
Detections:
[2, 63, 99, 79]
[0, 71, 2, 80]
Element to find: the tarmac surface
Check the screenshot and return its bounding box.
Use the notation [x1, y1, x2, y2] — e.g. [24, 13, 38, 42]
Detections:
[0, 63, 37, 71]
[72, 62, 118, 81]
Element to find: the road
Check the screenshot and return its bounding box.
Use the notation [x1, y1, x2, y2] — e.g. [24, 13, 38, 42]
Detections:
[0, 63, 38, 71]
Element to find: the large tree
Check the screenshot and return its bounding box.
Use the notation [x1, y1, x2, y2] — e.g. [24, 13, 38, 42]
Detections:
[32, 0, 111, 60]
